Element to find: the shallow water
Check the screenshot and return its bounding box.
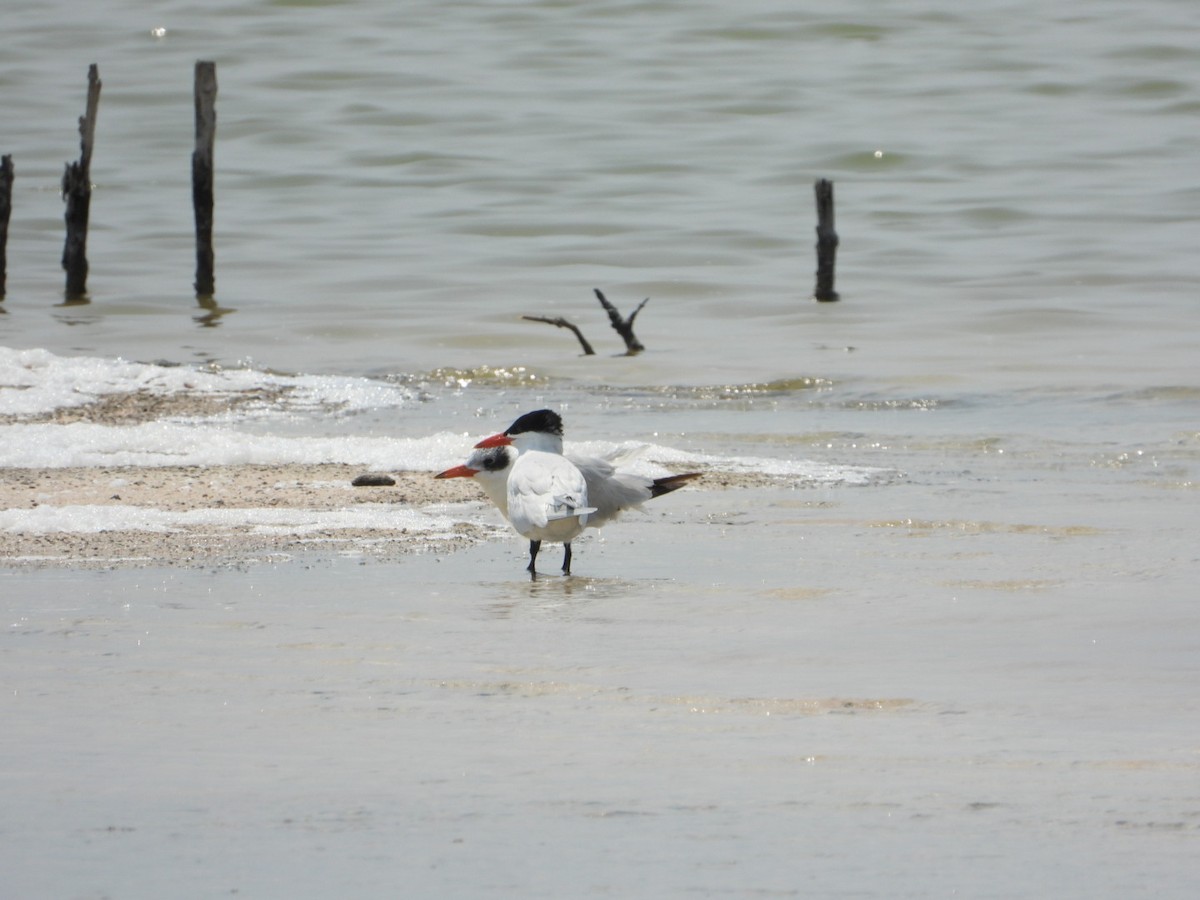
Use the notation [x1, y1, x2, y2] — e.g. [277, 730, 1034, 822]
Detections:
[2, 0, 1199, 895]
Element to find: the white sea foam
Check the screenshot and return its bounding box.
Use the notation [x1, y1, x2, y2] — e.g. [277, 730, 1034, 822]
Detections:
[2, 349, 891, 488]
[1, 422, 887, 487]
[0, 502, 473, 537]
[569, 440, 889, 486]
[0, 347, 413, 418]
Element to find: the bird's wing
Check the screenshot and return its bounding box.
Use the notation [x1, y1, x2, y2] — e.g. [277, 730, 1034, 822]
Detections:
[570, 454, 662, 527]
[568, 453, 617, 480]
[509, 453, 594, 530]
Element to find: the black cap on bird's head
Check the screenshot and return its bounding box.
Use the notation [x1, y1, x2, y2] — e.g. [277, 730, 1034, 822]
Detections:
[505, 409, 563, 438]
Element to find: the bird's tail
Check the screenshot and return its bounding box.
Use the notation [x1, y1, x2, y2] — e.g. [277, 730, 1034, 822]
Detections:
[648, 472, 702, 498]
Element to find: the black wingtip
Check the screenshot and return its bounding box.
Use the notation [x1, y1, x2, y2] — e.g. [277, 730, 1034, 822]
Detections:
[648, 472, 702, 498]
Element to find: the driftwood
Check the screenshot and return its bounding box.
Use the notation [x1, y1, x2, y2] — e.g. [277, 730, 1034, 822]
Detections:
[813, 178, 839, 302]
[192, 61, 218, 298]
[0, 155, 12, 300]
[61, 64, 102, 303]
[594, 288, 647, 354]
[524, 288, 650, 355]
[521, 315, 596, 355]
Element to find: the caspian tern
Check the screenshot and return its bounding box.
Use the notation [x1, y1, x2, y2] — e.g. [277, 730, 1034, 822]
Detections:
[436, 409, 701, 575]
[437, 416, 595, 575]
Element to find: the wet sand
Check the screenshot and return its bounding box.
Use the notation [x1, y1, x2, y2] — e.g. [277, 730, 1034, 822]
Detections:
[4, 395, 1198, 898]
[5, 468, 1198, 899]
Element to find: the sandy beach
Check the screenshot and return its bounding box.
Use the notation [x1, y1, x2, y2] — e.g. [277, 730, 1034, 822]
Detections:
[0, 462, 772, 568]
[0, 464, 479, 567]
[0, 373, 799, 569]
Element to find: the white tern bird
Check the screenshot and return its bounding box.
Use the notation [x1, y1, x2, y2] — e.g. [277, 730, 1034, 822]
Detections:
[436, 409, 699, 575]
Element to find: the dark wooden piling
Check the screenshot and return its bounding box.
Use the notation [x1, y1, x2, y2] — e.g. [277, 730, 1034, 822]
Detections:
[61, 64, 102, 303]
[0, 155, 12, 300]
[193, 61, 218, 298]
[813, 178, 839, 302]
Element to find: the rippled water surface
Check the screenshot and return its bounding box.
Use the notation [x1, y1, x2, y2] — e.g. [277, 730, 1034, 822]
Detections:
[1, 0, 1196, 386]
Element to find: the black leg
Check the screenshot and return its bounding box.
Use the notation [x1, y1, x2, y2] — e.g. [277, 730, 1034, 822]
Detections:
[527, 540, 542, 575]
[562, 542, 572, 575]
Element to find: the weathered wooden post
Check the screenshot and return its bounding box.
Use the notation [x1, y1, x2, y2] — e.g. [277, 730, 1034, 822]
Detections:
[193, 60, 217, 298]
[813, 178, 839, 302]
[62, 64, 102, 302]
[0, 154, 12, 300]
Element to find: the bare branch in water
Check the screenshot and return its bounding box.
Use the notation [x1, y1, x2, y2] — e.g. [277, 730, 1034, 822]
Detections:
[522, 315, 597, 355]
[594, 288, 647, 354]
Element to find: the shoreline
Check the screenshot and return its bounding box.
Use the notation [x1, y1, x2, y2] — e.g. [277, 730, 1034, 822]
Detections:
[0, 463, 764, 570]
